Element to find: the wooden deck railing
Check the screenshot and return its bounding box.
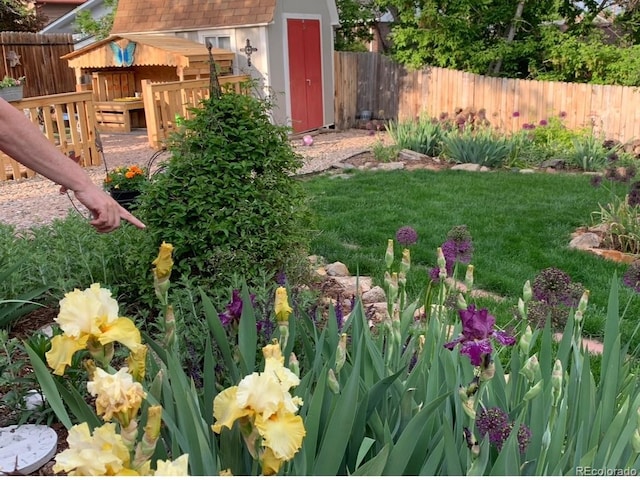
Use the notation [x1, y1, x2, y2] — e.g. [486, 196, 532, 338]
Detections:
[1, 91, 100, 181]
[141, 75, 250, 149]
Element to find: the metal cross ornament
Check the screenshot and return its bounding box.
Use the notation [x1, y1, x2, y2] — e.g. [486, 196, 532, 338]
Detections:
[242, 39, 258, 67]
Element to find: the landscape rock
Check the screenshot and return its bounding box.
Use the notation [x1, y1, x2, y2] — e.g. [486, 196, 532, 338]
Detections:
[451, 163, 485, 172]
[569, 232, 601, 250]
[325, 261, 350, 276]
[398, 149, 434, 163]
[374, 161, 405, 171]
[331, 276, 372, 297]
[540, 159, 565, 169]
[362, 286, 386, 304]
[519, 169, 536, 174]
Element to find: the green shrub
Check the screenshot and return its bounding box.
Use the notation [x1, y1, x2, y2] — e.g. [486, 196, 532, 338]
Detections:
[568, 135, 612, 171]
[136, 90, 310, 292]
[386, 116, 445, 156]
[442, 127, 513, 167]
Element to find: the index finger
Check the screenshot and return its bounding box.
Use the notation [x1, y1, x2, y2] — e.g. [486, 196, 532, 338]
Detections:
[119, 206, 146, 229]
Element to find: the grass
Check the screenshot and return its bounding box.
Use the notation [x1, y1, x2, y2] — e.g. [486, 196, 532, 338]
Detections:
[302, 168, 640, 349]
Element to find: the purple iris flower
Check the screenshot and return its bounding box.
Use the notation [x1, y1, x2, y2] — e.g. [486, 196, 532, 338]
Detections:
[219, 289, 256, 328]
[444, 305, 515, 366]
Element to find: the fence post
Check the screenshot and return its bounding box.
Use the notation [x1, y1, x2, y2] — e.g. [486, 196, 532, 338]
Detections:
[141, 80, 161, 149]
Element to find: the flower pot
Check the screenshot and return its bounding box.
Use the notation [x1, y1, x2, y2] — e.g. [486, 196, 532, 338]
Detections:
[0, 85, 23, 102]
[109, 189, 140, 209]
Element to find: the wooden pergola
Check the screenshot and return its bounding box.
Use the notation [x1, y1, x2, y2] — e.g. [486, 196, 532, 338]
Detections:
[61, 34, 236, 132]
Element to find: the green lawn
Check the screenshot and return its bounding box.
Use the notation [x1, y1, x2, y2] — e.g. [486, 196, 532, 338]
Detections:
[302, 168, 640, 347]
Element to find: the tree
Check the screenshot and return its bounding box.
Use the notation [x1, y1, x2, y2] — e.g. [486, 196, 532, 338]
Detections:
[335, 0, 377, 51]
[0, 0, 46, 32]
[370, 0, 640, 85]
[74, 0, 117, 40]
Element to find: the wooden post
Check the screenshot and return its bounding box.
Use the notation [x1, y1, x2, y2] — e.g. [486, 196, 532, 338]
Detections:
[141, 79, 160, 148]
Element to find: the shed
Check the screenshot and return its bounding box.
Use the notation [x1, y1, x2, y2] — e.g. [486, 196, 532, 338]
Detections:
[110, 0, 339, 133]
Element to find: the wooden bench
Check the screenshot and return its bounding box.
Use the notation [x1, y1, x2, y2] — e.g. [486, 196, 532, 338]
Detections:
[94, 99, 145, 133]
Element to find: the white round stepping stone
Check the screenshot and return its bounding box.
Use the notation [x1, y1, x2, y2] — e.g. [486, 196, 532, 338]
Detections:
[0, 424, 57, 475]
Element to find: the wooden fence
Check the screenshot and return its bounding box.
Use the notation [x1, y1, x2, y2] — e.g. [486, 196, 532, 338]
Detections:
[334, 51, 640, 143]
[1, 92, 100, 181]
[141, 75, 250, 148]
[0, 32, 76, 97]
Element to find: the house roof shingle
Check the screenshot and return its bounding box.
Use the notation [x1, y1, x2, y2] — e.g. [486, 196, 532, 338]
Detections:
[111, 0, 278, 34]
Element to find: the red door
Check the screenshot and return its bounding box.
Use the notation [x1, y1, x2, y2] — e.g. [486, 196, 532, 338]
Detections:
[287, 19, 324, 133]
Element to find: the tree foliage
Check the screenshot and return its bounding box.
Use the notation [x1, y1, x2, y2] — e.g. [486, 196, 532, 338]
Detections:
[334, 0, 376, 51]
[74, 0, 117, 40]
[363, 0, 640, 85]
[0, 0, 46, 32]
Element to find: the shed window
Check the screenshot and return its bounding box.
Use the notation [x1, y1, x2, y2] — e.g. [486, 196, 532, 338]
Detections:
[205, 36, 231, 50]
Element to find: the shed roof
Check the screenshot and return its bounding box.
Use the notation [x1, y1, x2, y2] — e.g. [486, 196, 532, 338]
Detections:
[62, 34, 233, 69]
[111, 0, 277, 35]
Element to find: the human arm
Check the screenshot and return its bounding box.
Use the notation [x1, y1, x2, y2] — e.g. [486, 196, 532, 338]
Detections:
[0, 98, 145, 233]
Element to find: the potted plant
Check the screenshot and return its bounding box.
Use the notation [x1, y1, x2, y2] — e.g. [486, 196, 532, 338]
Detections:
[0, 75, 25, 102]
[103, 165, 149, 209]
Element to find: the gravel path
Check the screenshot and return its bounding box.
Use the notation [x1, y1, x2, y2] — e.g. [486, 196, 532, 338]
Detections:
[0, 128, 389, 231]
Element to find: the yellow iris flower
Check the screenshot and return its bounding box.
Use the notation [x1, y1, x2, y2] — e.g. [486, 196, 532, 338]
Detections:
[274, 287, 292, 324]
[87, 367, 146, 427]
[152, 242, 174, 282]
[212, 341, 306, 473]
[53, 422, 133, 476]
[45, 284, 142, 375]
[154, 453, 189, 476]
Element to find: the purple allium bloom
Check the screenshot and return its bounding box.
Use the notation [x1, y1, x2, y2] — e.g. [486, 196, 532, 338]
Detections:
[429, 267, 442, 282]
[628, 188, 640, 207]
[276, 270, 287, 286]
[476, 407, 531, 453]
[218, 289, 256, 328]
[604, 167, 618, 181]
[590, 175, 603, 188]
[516, 423, 532, 454]
[444, 305, 515, 366]
[531, 267, 582, 308]
[396, 226, 418, 246]
[512, 111, 520, 118]
[476, 407, 509, 448]
[442, 225, 474, 265]
[626, 165, 637, 181]
[539, 119, 548, 126]
[623, 262, 640, 293]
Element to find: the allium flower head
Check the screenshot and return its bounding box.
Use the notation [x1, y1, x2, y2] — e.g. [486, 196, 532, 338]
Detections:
[628, 188, 640, 207]
[444, 305, 515, 366]
[395, 226, 418, 246]
[590, 175, 603, 188]
[539, 119, 548, 126]
[623, 262, 640, 293]
[476, 407, 531, 453]
[512, 111, 520, 118]
[532, 267, 579, 306]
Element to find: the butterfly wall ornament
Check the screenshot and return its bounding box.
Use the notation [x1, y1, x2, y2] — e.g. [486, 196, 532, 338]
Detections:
[110, 41, 137, 67]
